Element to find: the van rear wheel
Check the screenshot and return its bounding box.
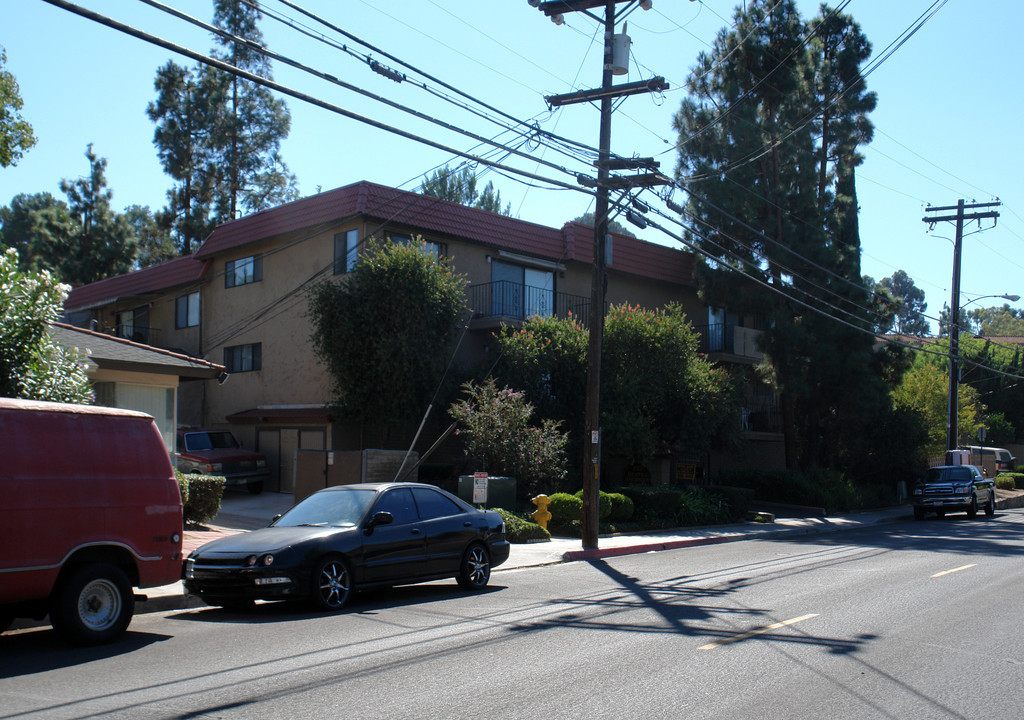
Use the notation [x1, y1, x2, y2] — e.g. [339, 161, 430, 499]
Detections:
[50, 563, 134, 646]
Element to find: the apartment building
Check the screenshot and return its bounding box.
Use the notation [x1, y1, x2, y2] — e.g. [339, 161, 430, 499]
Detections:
[65, 180, 779, 491]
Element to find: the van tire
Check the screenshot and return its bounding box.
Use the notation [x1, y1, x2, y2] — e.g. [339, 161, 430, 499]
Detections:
[50, 563, 134, 646]
[247, 481, 264, 495]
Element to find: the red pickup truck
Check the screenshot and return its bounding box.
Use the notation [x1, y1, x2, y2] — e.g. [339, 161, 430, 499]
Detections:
[0, 398, 183, 645]
[175, 427, 269, 494]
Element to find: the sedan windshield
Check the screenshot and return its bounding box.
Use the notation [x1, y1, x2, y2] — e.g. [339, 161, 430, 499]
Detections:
[274, 488, 377, 527]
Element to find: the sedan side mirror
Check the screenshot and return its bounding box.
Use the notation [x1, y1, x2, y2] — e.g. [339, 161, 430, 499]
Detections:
[369, 511, 393, 527]
[364, 511, 393, 535]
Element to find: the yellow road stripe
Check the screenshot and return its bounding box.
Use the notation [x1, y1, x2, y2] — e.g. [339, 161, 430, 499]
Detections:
[932, 564, 976, 578]
[699, 613, 819, 650]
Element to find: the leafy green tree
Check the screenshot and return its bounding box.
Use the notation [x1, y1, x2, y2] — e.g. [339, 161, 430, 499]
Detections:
[892, 355, 981, 458]
[0, 46, 36, 168]
[124, 204, 176, 269]
[0, 248, 92, 403]
[449, 378, 569, 498]
[969, 304, 1024, 337]
[492, 304, 737, 470]
[602, 303, 737, 462]
[0, 192, 74, 273]
[421, 165, 511, 216]
[672, 1, 890, 471]
[879, 270, 929, 336]
[308, 237, 468, 431]
[58, 144, 136, 285]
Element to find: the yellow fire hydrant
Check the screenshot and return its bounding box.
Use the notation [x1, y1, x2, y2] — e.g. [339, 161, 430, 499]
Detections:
[531, 494, 552, 531]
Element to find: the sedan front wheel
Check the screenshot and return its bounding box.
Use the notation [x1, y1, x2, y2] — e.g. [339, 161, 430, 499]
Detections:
[310, 557, 352, 611]
[457, 543, 491, 590]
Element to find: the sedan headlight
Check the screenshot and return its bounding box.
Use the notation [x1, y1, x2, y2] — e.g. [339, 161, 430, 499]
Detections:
[204, 462, 223, 474]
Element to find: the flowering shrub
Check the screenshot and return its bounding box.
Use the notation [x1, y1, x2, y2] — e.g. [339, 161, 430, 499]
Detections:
[449, 378, 569, 499]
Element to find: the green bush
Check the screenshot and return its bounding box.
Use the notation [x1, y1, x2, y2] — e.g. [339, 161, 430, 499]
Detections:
[177, 472, 225, 526]
[495, 508, 551, 543]
[708, 485, 755, 518]
[995, 474, 1019, 490]
[547, 492, 583, 523]
[717, 467, 893, 513]
[996, 472, 1024, 489]
[676, 487, 732, 526]
[573, 489, 613, 519]
[608, 493, 634, 522]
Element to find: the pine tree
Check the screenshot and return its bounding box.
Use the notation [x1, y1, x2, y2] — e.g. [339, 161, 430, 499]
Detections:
[147, 61, 219, 254]
[58, 144, 135, 285]
[208, 0, 297, 220]
[421, 165, 511, 216]
[147, 1, 297, 250]
[673, 1, 891, 472]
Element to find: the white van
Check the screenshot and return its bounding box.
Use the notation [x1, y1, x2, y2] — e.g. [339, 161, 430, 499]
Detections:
[962, 446, 1016, 477]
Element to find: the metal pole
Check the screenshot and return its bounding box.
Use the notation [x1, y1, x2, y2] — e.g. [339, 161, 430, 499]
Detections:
[581, 0, 616, 549]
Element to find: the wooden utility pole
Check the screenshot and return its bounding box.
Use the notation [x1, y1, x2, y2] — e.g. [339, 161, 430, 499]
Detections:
[533, 0, 668, 548]
[922, 199, 1000, 452]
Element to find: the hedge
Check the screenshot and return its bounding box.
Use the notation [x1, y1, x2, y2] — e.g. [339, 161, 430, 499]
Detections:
[177, 471, 225, 526]
[496, 508, 551, 543]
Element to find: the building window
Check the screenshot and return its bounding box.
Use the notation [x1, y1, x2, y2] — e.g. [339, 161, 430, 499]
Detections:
[225, 255, 262, 288]
[334, 229, 359, 274]
[224, 343, 262, 373]
[175, 291, 200, 328]
[389, 232, 442, 258]
[116, 305, 150, 343]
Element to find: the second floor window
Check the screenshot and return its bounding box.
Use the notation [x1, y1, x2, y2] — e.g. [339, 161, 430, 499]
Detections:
[226, 255, 262, 288]
[224, 343, 261, 373]
[175, 291, 200, 329]
[116, 305, 150, 343]
[334, 229, 359, 274]
[390, 233, 443, 259]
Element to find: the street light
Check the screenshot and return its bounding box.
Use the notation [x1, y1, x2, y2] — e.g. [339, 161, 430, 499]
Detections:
[946, 292, 1021, 454]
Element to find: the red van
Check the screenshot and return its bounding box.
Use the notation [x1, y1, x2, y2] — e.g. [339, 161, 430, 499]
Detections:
[0, 398, 183, 645]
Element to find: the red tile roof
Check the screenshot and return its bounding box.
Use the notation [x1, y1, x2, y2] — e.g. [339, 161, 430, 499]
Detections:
[64, 255, 209, 313]
[197, 180, 694, 287]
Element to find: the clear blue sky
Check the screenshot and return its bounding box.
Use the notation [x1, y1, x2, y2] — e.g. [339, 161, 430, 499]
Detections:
[3, 0, 1022, 331]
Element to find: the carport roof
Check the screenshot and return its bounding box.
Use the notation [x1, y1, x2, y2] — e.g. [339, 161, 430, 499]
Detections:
[50, 322, 224, 379]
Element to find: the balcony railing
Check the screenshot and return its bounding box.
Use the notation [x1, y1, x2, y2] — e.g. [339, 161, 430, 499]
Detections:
[468, 281, 590, 326]
[741, 397, 781, 433]
[698, 323, 763, 361]
[115, 324, 160, 346]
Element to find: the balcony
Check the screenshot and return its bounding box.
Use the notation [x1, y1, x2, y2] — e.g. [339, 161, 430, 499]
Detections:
[115, 323, 160, 346]
[741, 397, 781, 434]
[467, 281, 590, 329]
[698, 323, 763, 363]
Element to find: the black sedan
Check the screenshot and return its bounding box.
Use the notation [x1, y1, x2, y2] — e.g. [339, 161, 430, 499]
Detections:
[183, 482, 510, 610]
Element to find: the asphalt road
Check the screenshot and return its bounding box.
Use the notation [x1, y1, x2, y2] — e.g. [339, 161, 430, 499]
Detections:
[3, 509, 1024, 719]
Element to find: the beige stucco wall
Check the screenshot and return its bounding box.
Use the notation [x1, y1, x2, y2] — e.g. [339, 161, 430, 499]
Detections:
[200, 226, 346, 423]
